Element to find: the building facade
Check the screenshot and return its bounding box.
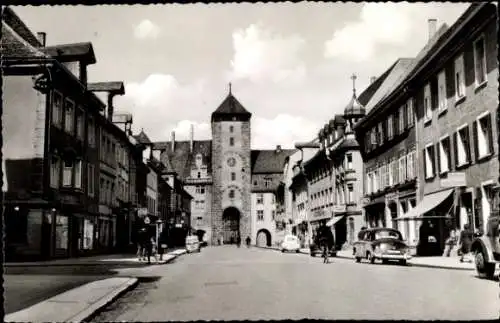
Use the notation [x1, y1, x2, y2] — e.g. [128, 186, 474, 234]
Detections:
[412, 3, 498, 252]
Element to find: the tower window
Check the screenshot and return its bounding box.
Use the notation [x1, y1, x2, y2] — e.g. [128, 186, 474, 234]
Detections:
[229, 137, 234, 146]
[229, 125, 234, 133]
[229, 190, 235, 199]
[231, 172, 236, 181]
[197, 172, 201, 178]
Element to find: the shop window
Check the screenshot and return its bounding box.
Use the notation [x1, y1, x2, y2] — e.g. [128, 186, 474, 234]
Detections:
[83, 219, 94, 250]
[55, 215, 69, 250]
[424, 83, 432, 123]
[5, 206, 28, 244]
[64, 98, 75, 134]
[473, 36, 487, 86]
[454, 54, 466, 100]
[438, 136, 451, 175]
[424, 144, 436, 179]
[474, 112, 493, 160]
[455, 125, 471, 166]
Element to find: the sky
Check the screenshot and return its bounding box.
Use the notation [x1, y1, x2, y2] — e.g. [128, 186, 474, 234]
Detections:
[13, 2, 470, 149]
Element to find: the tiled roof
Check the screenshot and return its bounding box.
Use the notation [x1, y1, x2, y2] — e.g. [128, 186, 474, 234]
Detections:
[1, 21, 46, 58]
[2, 7, 41, 48]
[211, 93, 251, 118]
[154, 140, 212, 180]
[363, 58, 416, 114]
[41, 42, 96, 64]
[338, 138, 360, 151]
[87, 82, 125, 94]
[134, 130, 152, 145]
[251, 149, 296, 174]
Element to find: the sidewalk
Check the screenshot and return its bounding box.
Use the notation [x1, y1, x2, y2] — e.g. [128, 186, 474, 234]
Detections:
[258, 246, 476, 271]
[5, 248, 187, 267]
[4, 248, 187, 323]
[5, 277, 138, 323]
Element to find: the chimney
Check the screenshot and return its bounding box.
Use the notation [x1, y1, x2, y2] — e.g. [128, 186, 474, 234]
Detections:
[171, 131, 175, 151]
[276, 145, 282, 153]
[370, 76, 377, 84]
[107, 93, 116, 121]
[428, 19, 437, 42]
[190, 124, 194, 152]
[36, 32, 46, 47]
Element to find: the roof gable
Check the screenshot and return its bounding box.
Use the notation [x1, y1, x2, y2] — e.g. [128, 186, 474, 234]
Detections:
[251, 149, 295, 174]
[41, 42, 96, 65]
[134, 130, 152, 145]
[155, 140, 212, 180]
[1, 21, 46, 58]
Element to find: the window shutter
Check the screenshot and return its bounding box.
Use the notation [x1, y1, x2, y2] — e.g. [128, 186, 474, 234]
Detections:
[423, 149, 427, 179]
[453, 132, 458, 169]
[488, 113, 494, 154]
[472, 122, 479, 162]
[436, 143, 441, 175]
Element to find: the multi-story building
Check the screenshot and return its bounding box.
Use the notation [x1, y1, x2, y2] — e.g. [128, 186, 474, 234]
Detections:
[2, 8, 107, 260]
[408, 3, 498, 252]
[152, 86, 291, 245]
[251, 146, 294, 247]
[355, 55, 432, 253]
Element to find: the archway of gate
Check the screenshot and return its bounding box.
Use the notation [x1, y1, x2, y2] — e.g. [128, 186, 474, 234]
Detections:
[222, 207, 240, 244]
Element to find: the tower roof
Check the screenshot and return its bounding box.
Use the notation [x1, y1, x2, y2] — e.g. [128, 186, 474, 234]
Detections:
[343, 73, 366, 117]
[211, 83, 251, 122]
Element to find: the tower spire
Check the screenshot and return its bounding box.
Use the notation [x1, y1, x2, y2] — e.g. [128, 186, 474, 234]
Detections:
[351, 73, 357, 96]
[229, 82, 232, 94]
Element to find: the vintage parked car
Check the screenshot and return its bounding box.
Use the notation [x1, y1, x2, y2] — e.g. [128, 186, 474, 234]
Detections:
[471, 208, 500, 279]
[353, 227, 412, 265]
[281, 235, 300, 253]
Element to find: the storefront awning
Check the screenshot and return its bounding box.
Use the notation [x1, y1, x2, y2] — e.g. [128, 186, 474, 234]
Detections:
[395, 189, 454, 220]
[364, 196, 385, 208]
[326, 215, 344, 227]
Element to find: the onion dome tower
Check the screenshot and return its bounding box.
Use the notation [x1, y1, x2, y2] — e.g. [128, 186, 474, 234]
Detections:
[343, 73, 366, 132]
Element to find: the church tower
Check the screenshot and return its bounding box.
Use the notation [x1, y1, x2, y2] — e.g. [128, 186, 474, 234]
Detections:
[210, 84, 252, 245]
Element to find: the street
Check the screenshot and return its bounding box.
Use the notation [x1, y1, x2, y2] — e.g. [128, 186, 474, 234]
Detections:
[91, 246, 498, 321]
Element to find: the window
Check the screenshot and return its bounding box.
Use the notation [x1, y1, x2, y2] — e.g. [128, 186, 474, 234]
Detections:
[373, 169, 379, 192]
[76, 108, 85, 140]
[365, 172, 371, 195]
[229, 125, 234, 133]
[370, 128, 377, 146]
[200, 187, 205, 194]
[473, 36, 487, 86]
[50, 155, 61, 188]
[424, 144, 435, 179]
[394, 111, 400, 135]
[455, 125, 471, 166]
[63, 160, 73, 187]
[231, 172, 236, 181]
[424, 83, 432, 123]
[346, 153, 353, 170]
[475, 112, 494, 160]
[272, 210, 276, 220]
[229, 137, 234, 146]
[347, 184, 354, 204]
[74, 160, 82, 188]
[437, 71, 447, 114]
[388, 160, 393, 186]
[197, 172, 201, 178]
[406, 152, 415, 180]
[377, 122, 384, 145]
[257, 194, 264, 204]
[454, 54, 466, 99]
[392, 159, 399, 184]
[387, 115, 394, 139]
[438, 136, 451, 174]
[407, 98, 414, 127]
[399, 156, 406, 183]
[257, 210, 264, 221]
[265, 178, 271, 187]
[88, 118, 95, 147]
[399, 105, 405, 132]
[52, 91, 63, 127]
[64, 98, 75, 134]
[380, 165, 386, 189]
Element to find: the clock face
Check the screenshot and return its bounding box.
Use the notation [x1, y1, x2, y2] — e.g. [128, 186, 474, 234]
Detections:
[227, 157, 236, 167]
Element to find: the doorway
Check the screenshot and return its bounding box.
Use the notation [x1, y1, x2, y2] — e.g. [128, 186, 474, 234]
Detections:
[222, 207, 240, 244]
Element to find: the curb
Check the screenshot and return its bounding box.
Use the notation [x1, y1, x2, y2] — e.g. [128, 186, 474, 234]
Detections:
[72, 278, 139, 323]
[257, 245, 474, 271]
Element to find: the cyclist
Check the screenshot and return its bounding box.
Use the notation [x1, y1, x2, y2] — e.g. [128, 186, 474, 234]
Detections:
[317, 223, 334, 264]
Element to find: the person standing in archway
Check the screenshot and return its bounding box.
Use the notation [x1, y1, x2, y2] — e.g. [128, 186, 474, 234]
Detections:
[246, 236, 251, 248]
[236, 234, 241, 248]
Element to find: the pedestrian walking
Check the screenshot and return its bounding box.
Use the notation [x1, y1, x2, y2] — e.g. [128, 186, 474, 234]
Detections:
[442, 228, 458, 257]
[158, 229, 168, 261]
[246, 236, 251, 248]
[145, 236, 154, 264]
[236, 235, 241, 248]
[137, 228, 147, 261]
[459, 224, 474, 262]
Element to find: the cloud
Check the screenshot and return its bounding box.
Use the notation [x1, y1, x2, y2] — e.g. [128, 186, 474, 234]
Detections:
[252, 114, 318, 149]
[229, 23, 307, 85]
[324, 3, 469, 62]
[134, 19, 160, 39]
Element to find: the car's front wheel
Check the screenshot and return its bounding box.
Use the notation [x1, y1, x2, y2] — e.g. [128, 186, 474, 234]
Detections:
[475, 250, 496, 279]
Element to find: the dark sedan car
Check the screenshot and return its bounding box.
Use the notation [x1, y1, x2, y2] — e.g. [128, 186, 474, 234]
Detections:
[353, 228, 411, 265]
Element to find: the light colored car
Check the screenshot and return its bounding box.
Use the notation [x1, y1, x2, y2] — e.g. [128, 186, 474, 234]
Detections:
[185, 235, 201, 253]
[281, 235, 300, 253]
[353, 228, 412, 265]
